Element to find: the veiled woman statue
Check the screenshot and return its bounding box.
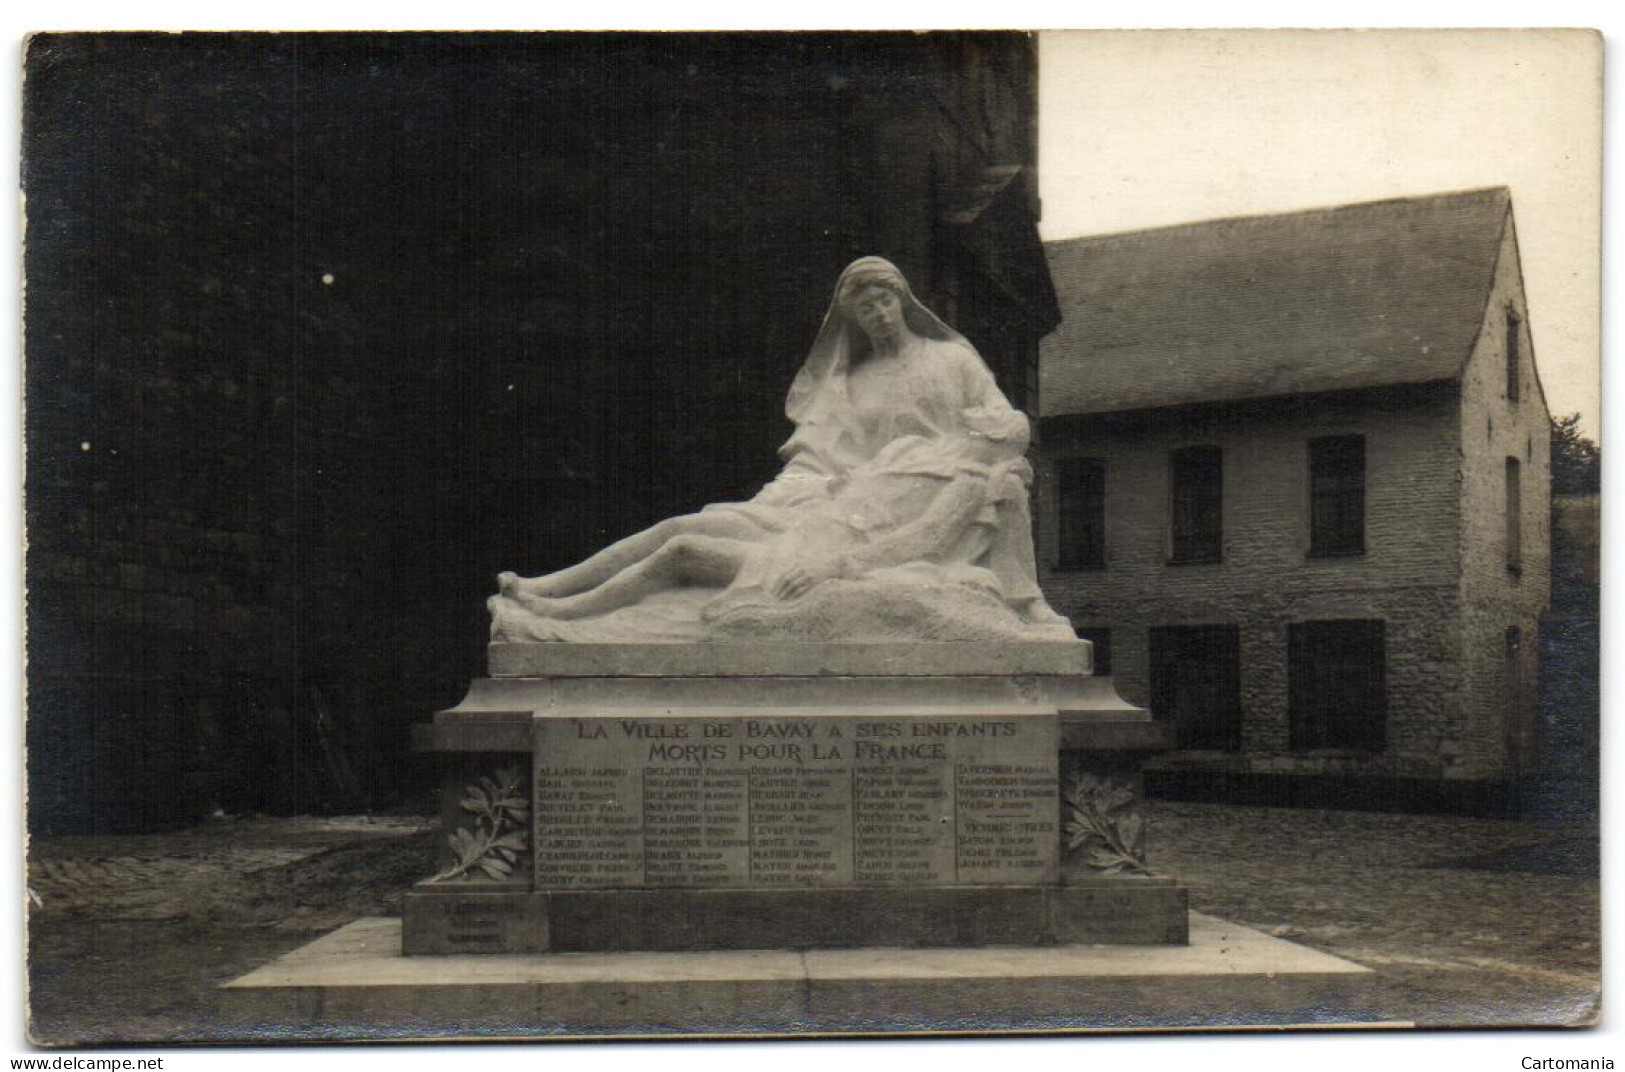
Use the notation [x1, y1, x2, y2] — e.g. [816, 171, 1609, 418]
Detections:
[488, 257, 1074, 644]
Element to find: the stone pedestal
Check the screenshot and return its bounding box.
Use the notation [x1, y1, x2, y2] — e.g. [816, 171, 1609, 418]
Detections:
[404, 641, 1185, 955]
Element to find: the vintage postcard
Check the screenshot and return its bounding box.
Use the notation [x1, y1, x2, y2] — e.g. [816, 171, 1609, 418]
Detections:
[19, 28, 1602, 1045]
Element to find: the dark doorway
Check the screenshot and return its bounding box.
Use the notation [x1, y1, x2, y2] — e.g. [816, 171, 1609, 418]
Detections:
[1149, 624, 1242, 750]
[1288, 619, 1386, 751]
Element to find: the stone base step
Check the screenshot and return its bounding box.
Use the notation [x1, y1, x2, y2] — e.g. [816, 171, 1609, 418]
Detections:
[220, 913, 1392, 1039]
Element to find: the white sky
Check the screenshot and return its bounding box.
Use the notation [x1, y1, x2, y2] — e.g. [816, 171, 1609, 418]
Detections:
[1037, 29, 1603, 439]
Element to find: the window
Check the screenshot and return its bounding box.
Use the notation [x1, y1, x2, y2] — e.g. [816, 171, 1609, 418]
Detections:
[1168, 446, 1222, 563]
[1289, 620, 1386, 751]
[1504, 625, 1532, 774]
[1056, 458, 1105, 569]
[1074, 626, 1112, 676]
[1506, 457, 1522, 572]
[1308, 435, 1365, 556]
[1506, 307, 1522, 402]
[1149, 625, 1241, 751]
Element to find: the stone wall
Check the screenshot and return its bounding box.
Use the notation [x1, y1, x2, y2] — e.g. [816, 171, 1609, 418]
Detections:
[1036, 386, 1503, 781]
[23, 33, 1048, 833]
[1453, 213, 1553, 781]
[25, 38, 400, 830]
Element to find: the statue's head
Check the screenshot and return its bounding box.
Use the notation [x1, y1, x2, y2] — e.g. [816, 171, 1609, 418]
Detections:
[835, 259, 909, 308]
[837, 266, 908, 345]
[835, 258, 933, 350]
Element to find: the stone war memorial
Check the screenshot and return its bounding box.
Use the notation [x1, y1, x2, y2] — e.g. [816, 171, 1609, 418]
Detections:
[228, 258, 1373, 1035]
[407, 257, 1182, 957]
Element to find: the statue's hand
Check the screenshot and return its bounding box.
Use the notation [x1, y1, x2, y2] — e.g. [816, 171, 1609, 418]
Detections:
[767, 553, 851, 601]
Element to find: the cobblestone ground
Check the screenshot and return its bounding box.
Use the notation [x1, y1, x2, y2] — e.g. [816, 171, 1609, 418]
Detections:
[23, 803, 1599, 1044]
[1148, 802, 1599, 1027]
[28, 816, 435, 921]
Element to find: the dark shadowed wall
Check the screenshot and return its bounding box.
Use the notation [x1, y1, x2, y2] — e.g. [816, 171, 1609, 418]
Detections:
[23, 32, 1054, 833]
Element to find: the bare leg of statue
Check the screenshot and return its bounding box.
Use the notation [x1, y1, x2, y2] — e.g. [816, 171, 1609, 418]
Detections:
[508, 535, 751, 620]
[499, 512, 765, 599]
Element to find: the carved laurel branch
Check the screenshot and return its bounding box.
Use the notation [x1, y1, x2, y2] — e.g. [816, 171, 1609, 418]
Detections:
[1062, 770, 1152, 876]
[430, 765, 531, 883]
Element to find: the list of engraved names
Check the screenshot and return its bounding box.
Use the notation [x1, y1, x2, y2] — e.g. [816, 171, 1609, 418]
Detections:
[532, 711, 1057, 889]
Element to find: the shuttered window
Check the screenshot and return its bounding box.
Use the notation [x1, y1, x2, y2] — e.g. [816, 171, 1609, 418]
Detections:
[1506, 307, 1521, 402]
[1308, 435, 1365, 557]
[1169, 446, 1222, 564]
[1056, 458, 1105, 569]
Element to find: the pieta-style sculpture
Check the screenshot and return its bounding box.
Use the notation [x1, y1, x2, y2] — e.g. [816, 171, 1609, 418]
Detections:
[401, 259, 1186, 967]
[488, 257, 1074, 644]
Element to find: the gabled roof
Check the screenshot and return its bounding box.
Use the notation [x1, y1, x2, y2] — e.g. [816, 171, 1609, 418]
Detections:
[1041, 188, 1514, 417]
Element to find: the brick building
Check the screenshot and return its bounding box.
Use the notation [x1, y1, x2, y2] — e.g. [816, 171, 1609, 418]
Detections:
[24, 33, 1057, 832]
[1036, 189, 1551, 805]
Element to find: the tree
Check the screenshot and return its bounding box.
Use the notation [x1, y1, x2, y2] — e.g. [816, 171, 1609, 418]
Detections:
[1549, 412, 1600, 616]
[1550, 413, 1600, 496]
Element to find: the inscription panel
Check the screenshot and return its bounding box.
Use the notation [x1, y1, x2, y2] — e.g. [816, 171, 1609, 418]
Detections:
[401, 891, 550, 955]
[533, 710, 1057, 890]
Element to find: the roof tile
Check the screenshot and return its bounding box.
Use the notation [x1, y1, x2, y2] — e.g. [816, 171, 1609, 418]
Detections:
[1041, 188, 1511, 416]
